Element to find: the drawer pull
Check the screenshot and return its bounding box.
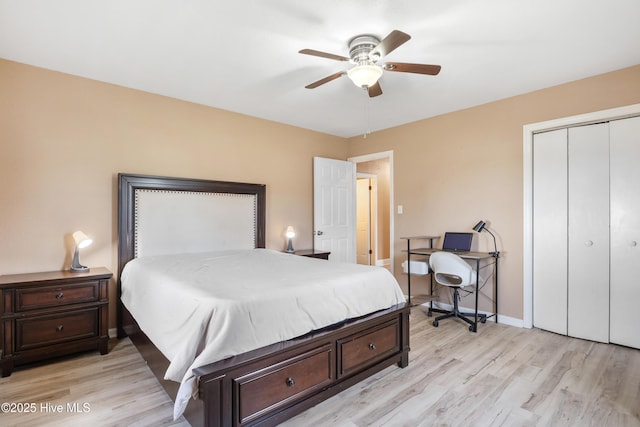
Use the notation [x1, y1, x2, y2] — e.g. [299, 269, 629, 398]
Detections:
[286, 377, 295, 387]
[55, 292, 64, 299]
[56, 325, 64, 332]
[369, 343, 377, 350]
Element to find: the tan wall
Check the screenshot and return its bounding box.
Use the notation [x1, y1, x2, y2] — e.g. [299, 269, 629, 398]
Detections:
[0, 59, 347, 329]
[2, 57, 639, 328]
[348, 64, 640, 320]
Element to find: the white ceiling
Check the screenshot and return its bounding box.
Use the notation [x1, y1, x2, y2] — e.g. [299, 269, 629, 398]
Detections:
[1, 0, 639, 138]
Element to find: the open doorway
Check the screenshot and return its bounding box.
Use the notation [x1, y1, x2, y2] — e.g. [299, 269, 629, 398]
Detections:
[356, 174, 376, 265]
[349, 151, 393, 272]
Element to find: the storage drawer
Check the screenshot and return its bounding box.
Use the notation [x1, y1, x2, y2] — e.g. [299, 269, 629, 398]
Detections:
[338, 320, 400, 377]
[16, 308, 99, 351]
[234, 344, 333, 425]
[16, 281, 100, 311]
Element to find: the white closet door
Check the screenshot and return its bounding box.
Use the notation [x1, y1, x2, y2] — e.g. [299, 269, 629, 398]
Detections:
[532, 129, 568, 335]
[610, 116, 640, 349]
[567, 124, 610, 343]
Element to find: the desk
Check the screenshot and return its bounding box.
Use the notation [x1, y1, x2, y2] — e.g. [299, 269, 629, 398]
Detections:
[401, 236, 499, 332]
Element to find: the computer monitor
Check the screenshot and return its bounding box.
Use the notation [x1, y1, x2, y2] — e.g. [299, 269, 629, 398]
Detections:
[442, 232, 473, 252]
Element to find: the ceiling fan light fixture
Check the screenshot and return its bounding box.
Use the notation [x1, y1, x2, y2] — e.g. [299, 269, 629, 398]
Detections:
[347, 64, 383, 88]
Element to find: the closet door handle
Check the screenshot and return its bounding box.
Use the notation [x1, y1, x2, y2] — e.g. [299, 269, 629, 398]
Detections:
[585, 240, 594, 247]
[631, 241, 638, 247]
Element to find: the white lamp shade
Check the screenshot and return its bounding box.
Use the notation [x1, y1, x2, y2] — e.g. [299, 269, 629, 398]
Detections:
[347, 64, 383, 88]
[285, 226, 295, 238]
[73, 230, 93, 249]
[70, 230, 92, 272]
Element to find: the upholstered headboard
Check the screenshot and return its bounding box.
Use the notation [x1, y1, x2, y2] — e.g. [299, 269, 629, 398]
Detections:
[117, 173, 266, 279]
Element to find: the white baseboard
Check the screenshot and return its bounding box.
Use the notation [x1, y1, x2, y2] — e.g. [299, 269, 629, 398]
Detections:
[376, 258, 391, 267]
[419, 301, 524, 328]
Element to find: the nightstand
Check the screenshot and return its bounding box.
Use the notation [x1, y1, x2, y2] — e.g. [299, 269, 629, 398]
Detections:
[291, 249, 331, 260]
[0, 267, 112, 377]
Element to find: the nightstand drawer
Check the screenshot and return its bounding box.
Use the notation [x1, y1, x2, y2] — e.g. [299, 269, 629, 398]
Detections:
[16, 308, 99, 351]
[338, 320, 400, 377]
[235, 344, 333, 424]
[16, 281, 100, 311]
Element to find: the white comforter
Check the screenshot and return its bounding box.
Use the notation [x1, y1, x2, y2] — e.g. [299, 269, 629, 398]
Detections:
[120, 249, 405, 419]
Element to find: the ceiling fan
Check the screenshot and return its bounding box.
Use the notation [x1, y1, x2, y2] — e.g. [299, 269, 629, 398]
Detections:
[299, 30, 441, 98]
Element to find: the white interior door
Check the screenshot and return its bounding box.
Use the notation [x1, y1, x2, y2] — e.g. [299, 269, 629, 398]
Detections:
[610, 116, 640, 349]
[313, 157, 356, 263]
[532, 129, 568, 335]
[567, 123, 610, 343]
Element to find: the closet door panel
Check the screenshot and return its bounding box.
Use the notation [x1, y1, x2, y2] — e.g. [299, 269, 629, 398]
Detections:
[610, 116, 640, 349]
[567, 124, 610, 343]
[532, 129, 568, 335]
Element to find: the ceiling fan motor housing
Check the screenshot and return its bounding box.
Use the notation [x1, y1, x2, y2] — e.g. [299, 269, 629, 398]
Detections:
[348, 35, 381, 64]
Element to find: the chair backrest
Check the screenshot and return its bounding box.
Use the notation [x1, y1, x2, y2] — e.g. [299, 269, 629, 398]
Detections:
[429, 251, 477, 288]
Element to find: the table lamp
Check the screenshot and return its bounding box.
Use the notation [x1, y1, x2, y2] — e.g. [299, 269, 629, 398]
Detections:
[285, 226, 295, 253]
[70, 230, 92, 272]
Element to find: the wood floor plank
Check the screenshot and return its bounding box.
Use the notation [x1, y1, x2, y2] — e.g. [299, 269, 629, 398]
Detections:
[283, 306, 640, 427]
[0, 338, 189, 427]
[2, 305, 639, 426]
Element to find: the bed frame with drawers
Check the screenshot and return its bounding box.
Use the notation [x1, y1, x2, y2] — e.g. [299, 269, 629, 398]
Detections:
[117, 173, 410, 427]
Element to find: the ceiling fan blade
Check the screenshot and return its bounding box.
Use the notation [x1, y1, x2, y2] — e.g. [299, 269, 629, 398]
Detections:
[384, 62, 442, 75]
[305, 71, 346, 89]
[370, 30, 411, 58]
[368, 82, 382, 97]
[299, 49, 350, 62]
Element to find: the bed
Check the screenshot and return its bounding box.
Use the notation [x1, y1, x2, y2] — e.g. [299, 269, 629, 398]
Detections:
[117, 173, 410, 427]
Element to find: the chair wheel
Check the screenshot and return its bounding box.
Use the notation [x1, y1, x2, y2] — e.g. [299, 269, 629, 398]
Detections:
[433, 320, 439, 327]
[427, 309, 433, 317]
[481, 317, 487, 323]
[469, 325, 477, 332]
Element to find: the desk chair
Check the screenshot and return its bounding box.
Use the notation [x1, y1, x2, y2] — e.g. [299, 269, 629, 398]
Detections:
[429, 251, 487, 331]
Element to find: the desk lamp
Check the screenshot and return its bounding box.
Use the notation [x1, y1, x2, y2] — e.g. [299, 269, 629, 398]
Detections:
[472, 221, 499, 257]
[70, 230, 92, 272]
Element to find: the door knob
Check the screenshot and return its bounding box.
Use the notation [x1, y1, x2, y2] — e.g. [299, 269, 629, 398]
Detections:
[631, 241, 638, 247]
[585, 240, 593, 246]
[315, 231, 324, 236]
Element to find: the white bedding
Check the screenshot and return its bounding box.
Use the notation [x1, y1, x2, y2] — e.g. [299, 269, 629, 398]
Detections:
[120, 248, 405, 420]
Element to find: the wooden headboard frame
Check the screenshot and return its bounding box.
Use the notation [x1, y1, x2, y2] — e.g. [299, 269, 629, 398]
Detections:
[117, 173, 266, 332]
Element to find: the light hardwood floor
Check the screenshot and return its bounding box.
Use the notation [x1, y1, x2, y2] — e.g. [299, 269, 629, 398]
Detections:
[0, 336, 190, 427]
[2, 305, 639, 426]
